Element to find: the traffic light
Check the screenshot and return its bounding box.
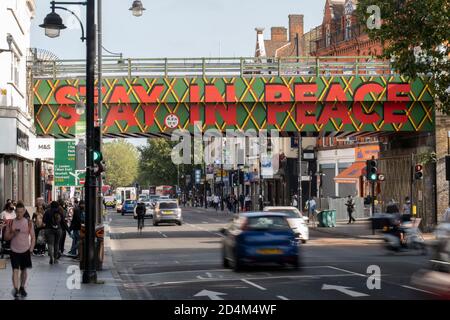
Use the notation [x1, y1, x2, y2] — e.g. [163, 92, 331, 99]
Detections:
[366, 159, 378, 182]
[92, 149, 104, 176]
[233, 171, 239, 186]
[414, 164, 423, 180]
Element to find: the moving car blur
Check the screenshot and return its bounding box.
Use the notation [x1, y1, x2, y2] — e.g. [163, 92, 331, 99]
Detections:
[221, 212, 300, 271]
[263, 206, 309, 243]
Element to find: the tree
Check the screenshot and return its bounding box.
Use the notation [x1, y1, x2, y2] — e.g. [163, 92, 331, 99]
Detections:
[356, 0, 450, 114]
[137, 138, 178, 187]
[102, 139, 139, 189]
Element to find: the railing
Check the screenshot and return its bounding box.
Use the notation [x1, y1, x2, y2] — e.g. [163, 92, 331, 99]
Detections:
[30, 56, 396, 80]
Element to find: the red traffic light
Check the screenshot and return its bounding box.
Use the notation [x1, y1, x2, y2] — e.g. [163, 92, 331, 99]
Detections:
[415, 164, 423, 172]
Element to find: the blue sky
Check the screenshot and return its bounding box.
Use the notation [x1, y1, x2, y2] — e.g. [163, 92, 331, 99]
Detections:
[32, 0, 326, 59]
[32, 0, 326, 146]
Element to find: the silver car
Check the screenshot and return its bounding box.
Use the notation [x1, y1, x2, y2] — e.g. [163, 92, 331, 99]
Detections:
[153, 201, 182, 226]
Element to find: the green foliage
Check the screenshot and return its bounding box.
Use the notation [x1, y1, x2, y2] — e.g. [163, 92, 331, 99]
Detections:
[137, 138, 178, 187]
[102, 139, 139, 188]
[356, 0, 450, 114]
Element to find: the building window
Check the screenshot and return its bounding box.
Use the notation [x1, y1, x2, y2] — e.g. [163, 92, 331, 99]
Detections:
[345, 17, 352, 40]
[12, 54, 20, 86]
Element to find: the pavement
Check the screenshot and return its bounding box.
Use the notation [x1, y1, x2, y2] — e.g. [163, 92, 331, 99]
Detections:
[108, 206, 445, 300]
[0, 222, 122, 300]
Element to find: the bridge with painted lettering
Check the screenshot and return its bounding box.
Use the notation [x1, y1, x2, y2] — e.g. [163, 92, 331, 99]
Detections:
[31, 56, 434, 138]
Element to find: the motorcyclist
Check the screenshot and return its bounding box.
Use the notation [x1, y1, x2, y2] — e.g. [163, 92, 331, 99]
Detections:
[386, 199, 406, 246]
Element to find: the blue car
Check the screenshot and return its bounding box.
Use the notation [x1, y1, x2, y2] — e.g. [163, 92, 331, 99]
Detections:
[221, 212, 300, 271]
[121, 200, 137, 216]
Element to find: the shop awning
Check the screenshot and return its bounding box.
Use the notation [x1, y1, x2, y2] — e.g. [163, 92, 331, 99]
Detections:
[334, 162, 366, 184]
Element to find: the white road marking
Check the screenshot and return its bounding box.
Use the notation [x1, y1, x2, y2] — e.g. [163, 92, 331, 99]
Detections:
[401, 285, 440, 296]
[277, 295, 289, 300]
[194, 289, 227, 300]
[202, 221, 208, 224]
[241, 279, 267, 291]
[322, 284, 369, 297]
[157, 231, 168, 238]
[326, 266, 367, 277]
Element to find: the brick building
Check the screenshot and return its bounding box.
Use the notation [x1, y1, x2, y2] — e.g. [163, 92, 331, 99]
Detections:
[313, 0, 383, 57]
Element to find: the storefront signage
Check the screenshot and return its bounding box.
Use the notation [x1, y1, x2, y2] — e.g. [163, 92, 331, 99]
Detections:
[17, 128, 29, 151]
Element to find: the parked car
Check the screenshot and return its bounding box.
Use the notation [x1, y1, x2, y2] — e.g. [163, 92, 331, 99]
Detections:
[153, 201, 182, 226]
[221, 212, 301, 271]
[121, 200, 137, 216]
[133, 201, 154, 219]
[263, 206, 309, 243]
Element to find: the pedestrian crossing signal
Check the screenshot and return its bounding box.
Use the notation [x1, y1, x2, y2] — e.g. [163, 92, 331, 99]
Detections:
[414, 164, 423, 180]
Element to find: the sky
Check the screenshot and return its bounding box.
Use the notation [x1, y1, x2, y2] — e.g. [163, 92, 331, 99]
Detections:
[32, 0, 326, 146]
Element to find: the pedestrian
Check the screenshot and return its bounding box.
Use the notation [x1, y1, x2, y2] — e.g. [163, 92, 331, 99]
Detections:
[32, 203, 46, 256]
[233, 195, 239, 213]
[292, 194, 298, 208]
[136, 201, 146, 233]
[3, 201, 35, 298]
[345, 195, 356, 224]
[43, 201, 63, 264]
[57, 199, 70, 256]
[1, 202, 16, 252]
[245, 194, 251, 211]
[306, 198, 317, 218]
[68, 200, 84, 257]
[402, 196, 412, 222]
[213, 194, 219, 211]
[239, 194, 245, 211]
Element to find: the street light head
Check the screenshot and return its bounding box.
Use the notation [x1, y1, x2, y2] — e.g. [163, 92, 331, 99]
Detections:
[130, 0, 146, 17]
[40, 11, 66, 38]
[75, 101, 85, 115]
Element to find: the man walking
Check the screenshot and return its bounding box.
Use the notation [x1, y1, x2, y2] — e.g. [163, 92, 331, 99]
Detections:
[43, 201, 63, 264]
[345, 195, 356, 224]
[68, 200, 84, 257]
[4, 201, 35, 298]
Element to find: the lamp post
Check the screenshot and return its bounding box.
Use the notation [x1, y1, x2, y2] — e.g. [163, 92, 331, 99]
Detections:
[40, 0, 145, 284]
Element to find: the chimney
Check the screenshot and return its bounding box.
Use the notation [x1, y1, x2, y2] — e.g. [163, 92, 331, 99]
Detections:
[271, 27, 288, 42]
[289, 14, 304, 43]
[255, 28, 266, 57]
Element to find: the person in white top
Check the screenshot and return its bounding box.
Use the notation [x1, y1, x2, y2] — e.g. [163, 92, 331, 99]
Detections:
[1, 202, 17, 238]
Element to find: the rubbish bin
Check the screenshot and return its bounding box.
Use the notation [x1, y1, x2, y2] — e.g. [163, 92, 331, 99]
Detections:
[79, 224, 105, 271]
[318, 210, 336, 228]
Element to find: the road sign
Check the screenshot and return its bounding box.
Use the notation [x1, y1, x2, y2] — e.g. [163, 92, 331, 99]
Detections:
[54, 140, 76, 186]
[164, 113, 179, 128]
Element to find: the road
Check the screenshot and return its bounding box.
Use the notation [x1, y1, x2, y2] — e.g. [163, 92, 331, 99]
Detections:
[106, 207, 438, 300]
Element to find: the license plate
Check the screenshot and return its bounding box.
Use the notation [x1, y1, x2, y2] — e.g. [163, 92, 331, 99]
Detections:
[162, 211, 173, 215]
[256, 249, 283, 255]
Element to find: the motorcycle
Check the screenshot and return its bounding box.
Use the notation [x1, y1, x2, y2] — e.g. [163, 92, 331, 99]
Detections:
[429, 222, 450, 272]
[383, 216, 427, 254]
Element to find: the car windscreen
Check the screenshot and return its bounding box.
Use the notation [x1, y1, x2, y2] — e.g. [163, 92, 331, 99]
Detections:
[125, 201, 136, 205]
[265, 209, 301, 218]
[246, 216, 290, 231]
[159, 202, 178, 209]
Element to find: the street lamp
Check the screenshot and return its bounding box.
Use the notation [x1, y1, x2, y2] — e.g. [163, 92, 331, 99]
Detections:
[40, 1, 86, 42]
[40, 0, 95, 284]
[0, 34, 13, 54]
[129, 0, 146, 17]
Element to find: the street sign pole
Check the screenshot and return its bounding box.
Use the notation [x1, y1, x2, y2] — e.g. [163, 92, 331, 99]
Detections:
[83, 0, 97, 284]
